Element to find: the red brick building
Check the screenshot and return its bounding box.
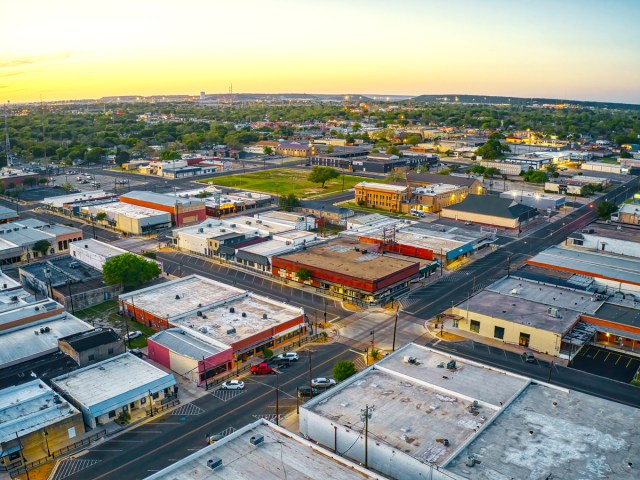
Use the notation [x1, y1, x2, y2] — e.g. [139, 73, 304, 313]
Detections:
[272, 238, 420, 305]
[120, 191, 206, 227]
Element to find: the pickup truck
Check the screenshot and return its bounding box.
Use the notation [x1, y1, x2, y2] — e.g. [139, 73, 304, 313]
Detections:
[251, 362, 276, 375]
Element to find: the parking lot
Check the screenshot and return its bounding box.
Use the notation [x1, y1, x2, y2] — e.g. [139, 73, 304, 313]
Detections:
[571, 345, 640, 383]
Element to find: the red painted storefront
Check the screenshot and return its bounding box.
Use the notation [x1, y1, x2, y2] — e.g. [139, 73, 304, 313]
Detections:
[120, 196, 207, 227]
[358, 236, 435, 261]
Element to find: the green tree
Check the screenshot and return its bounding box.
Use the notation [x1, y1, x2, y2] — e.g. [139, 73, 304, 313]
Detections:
[439, 168, 451, 175]
[386, 171, 406, 183]
[115, 148, 130, 166]
[160, 150, 181, 160]
[95, 212, 108, 222]
[279, 193, 301, 212]
[308, 166, 339, 188]
[522, 170, 549, 183]
[103, 253, 161, 288]
[33, 240, 51, 256]
[405, 134, 422, 146]
[475, 139, 509, 160]
[597, 200, 617, 220]
[22, 177, 36, 187]
[142, 251, 157, 260]
[85, 147, 106, 163]
[296, 268, 312, 282]
[38, 178, 48, 185]
[484, 167, 501, 178]
[60, 182, 74, 193]
[385, 145, 400, 155]
[263, 146, 273, 155]
[333, 361, 357, 381]
[469, 165, 486, 175]
[326, 145, 335, 154]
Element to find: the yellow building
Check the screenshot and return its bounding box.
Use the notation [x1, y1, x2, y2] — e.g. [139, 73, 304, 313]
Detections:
[354, 182, 408, 212]
[408, 183, 471, 213]
[452, 290, 580, 356]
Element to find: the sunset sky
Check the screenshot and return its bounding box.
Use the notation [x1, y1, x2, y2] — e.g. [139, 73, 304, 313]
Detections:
[2, 0, 639, 104]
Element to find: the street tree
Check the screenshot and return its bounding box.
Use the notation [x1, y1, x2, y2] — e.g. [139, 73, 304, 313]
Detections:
[279, 193, 300, 212]
[484, 167, 501, 178]
[475, 139, 509, 160]
[160, 150, 181, 160]
[333, 361, 357, 381]
[95, 212, 108, 222]
[115, 148, 130, 166]
[308, 166, 339, 188]
[263, 146, 273, 155]
[469, 165, 486, 175]
[60, 182, 74, 193]
[597, 200, 617, 220]
[103, 253, 161, 288]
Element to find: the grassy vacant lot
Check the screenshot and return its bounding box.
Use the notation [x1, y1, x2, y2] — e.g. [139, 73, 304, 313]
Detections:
[198, 168, 383, 199]
[74, 299, 155, 348]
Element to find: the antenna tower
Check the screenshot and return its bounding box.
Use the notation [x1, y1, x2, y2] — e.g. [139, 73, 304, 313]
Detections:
[3, 102, 11, 167]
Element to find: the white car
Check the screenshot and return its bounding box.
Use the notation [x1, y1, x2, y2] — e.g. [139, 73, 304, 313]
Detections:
[125, 330, 142, 341]
[311, 377, 336, 388]
[221, 380, 245, 390]
[274, 352, 299, 362]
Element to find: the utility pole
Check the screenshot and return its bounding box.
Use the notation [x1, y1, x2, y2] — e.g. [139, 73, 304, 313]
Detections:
[308, 349, 313, 399]
[392, 302, 399, 352]
[275, 372, 280, 425]
[4, 101, 12, 167]
[360, 405, 372, 469]
[507, 254, 511, 277]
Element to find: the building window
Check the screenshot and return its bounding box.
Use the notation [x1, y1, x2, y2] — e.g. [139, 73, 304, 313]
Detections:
[140, 397, 146, 405]
[152, 392, 160, 400]
[572, 239, 583, 246]
[108, 410, 116, 418]
[108, 348, 114, 355]
[470, 320, 480, 333]
[494, 326, 505, 340]
[519, 332, 530, 347]
[88, 354, 95, 361]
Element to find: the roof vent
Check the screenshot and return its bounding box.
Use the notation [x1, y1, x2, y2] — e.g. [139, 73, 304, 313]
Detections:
[229, 307, 235, 313]
[207, 456, 223, 470]
[250, 435, 264, 446]
[197, 311, 203, 317]
[84, 244, 88, 248]
[262, 313, 268, 319]
[226, 327, 236, 335]
[241, 312, 247, 318]
[175, 295, 180, 300]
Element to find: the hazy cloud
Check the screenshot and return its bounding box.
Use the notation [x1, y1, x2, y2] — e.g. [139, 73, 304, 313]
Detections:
[0, 52, 77, 70]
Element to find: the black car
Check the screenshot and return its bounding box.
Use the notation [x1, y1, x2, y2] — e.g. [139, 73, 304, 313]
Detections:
[297, 385, 321, 398]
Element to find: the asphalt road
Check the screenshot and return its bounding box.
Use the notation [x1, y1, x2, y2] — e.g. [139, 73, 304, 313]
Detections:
[62, 342, 360, 480]
[427, 339, 640, 408]
[156, 250, 344, 323]
[401, 177, 640, 320]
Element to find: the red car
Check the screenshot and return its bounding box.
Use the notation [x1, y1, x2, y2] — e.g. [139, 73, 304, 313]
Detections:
[251, 362, 276, 375]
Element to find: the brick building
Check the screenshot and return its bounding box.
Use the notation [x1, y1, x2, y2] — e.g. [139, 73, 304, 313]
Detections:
[120, 191, 206, 227]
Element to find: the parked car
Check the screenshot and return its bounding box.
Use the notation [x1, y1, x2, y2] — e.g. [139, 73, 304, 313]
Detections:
[92, 182, 101, 187]
[205, 433, 224, 445]
[274, 352, 299, 362]
[125, 330, 142, 341]
[297, 385, 321, 398]
[130, 348, 144, 358]
[221, 380, 245, 390]
[251, 362, 276, 375]
[521, 352, 535, 363]
[311, 377, 336, 389]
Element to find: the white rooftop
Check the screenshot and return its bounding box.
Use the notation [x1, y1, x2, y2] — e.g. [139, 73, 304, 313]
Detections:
[51, 353, 173, 409]
[172, 292, 303, 346]
[239, 239, 296, 257]
[144, 419, 386, 480]
[0, 380, 80, 444]
[70, 238, 128, 258]
[414, 183, 463, 196]
[91, 201, 170, 219]
[502, 189, 565, 201]
[120, 275, 245, 320]
[356, 181, 407, 192]
[43, 190, 110, 208]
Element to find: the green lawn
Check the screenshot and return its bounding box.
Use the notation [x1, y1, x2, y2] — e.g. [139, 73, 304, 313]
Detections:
[600, 158, 620, 164]
[198, 168, 383, 199]
[74, 299, 155, 348]
[340, 201, 414, 219]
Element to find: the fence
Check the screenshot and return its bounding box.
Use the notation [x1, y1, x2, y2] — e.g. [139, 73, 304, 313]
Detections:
[7, 431, 105, 477]
[146, 397, 180, 417]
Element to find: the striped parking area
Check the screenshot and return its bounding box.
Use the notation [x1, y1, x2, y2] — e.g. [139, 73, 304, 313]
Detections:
[169, 403, 204, 416]
[211, 388, 246, 402]
[52, 459, 100, 480]
[572, 346, 640, 383]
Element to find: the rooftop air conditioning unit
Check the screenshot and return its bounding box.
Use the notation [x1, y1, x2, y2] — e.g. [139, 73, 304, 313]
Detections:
[207, 457, 223, 470]
[256, 220, 262, 224]
[229, 307, 235, 313]
[229, 224, 236, 228]
[226, 327, 236, 335]
[262, 313, 268, 319]
[220, 228, 226, 232]
[197, 311, 203, 317]
[241, 312, 247, 318]
[250, 435, 264, 446]
[198, 228, 204, 233]
[547, 307, 561, 318]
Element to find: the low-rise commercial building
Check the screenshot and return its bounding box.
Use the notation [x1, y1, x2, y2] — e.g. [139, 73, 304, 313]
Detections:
[255, 211, 318, 230]
[144, 418, 386, 480]
[407, 172, 484, 196]
[82, 201, 172, 235]
[545, 175, 611, 195]
[612, 202, 640, 225]
[300, 343, 640, 480]
[69, 238, 163, 273]
[42, 190, 116, 213]
[58, 328, 124, 366]
[0, 380, 85, 468]
[147, 328, 232, 387]
[0, 206, 18, 224]
[51, 353, 177, 429]
[581, 161, 629, 175]
[441, 194, 538, 229]
[408, 183, 472, 213]
[272, 237, 420, 305]
[566, 223, 640, 258]
[500, 190, 566, 210]
[119, 275, 305, 363]
[276, 141, 316, 157]
[120, 191, 206, 227]
[354, 182, 409, 212]
[0, 219, 83, 265]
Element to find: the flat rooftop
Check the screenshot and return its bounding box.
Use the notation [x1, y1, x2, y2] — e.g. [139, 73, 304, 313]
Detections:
[43, 190, 109, 206]
[70, 238, 128, 258]
[172, 293, 302, 347]
[0, 380, 80, 444]
[149, 328, 229, 360]
[121, 191, 204, 208]
[593, 303, 640, 329]
[570, 222, 640, 243]
[120, 275, 246, 320]
[20, 256, 102, 287]
[239, 239, 295, 257]
[275, 239, 418, 281]
[307, 344, 528, 466]
[528, 246, 640, 286]
[456, 290, 580, 334]
[93, 201, 170, 219]
[144, 419, 385, 480]
[0, 313, 92, 368]
[51, 353, 174, 409]
[257, 211, 309, 223]
[445, 383, 640, 479]
[414, 183, 464, 196]
[618, 203, 640, 215]
[355, 181, 407, 192]
[502, 189, 565, 200]
[486, 276, 603, 315]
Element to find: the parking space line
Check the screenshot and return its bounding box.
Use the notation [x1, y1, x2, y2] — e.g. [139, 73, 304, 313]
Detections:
[627, 358, 634, 368]
[604, 352, 611, 362]
[592, 349, 600, 360]
[615, 355, 622, 365]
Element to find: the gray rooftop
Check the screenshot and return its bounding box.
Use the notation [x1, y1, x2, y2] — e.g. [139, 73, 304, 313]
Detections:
[446, 383, 640, 479]
[594, 303, 640, 329]
[121, 191, 205, 208]
[144, 419, 385, 480]
[0, 380, 80, 444]
[455, 290, 580, 334]
[149, 328, 229, 360]
[529, 246, 640, 285]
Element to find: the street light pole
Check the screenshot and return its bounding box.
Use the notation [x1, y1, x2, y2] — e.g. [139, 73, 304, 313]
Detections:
[308, 349, 313, 399]
[275, 372, 280, 425]
[392, 303, 399, 352]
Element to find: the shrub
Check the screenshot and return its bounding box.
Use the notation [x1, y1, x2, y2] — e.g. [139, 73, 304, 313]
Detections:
[263, 348, 274, 359]
[142, 251, 157, 260]
[333, 361, 357, 381]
